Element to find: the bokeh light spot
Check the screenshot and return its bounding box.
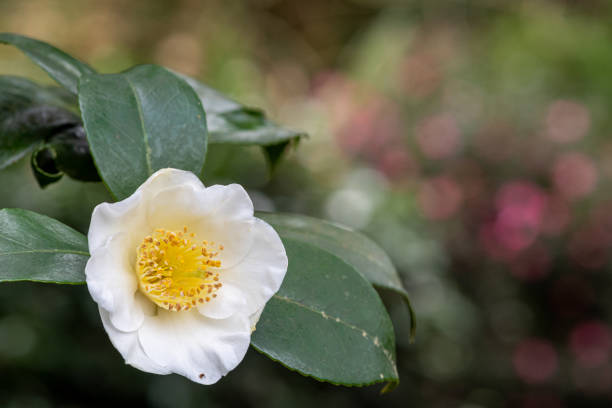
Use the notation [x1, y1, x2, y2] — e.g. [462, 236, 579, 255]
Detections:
[415, 113, 461, 159]
[570, 321, 612, 368]
[480, 181, 547, 259]
[513, 338, 558, 384]
[417, 176, 463, 220]
[544, 100, 590, 143]
[551, 152, 597, 200]
[400, 53, 441, 98]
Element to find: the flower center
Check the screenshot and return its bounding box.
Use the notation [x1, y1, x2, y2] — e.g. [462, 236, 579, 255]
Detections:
[136, 227, 223, 312]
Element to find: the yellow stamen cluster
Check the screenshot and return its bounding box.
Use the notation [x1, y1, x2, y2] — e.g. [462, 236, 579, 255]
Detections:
[136, 227, 224, 312]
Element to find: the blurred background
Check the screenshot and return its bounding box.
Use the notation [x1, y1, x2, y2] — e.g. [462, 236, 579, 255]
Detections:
[1, 0, 612, 406]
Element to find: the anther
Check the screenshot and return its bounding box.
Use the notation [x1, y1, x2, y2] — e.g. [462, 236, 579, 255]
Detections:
[136, 228, 223, 312]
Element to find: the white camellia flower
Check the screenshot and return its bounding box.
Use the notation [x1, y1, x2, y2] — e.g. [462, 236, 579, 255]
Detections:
[85, 168, 288, 384]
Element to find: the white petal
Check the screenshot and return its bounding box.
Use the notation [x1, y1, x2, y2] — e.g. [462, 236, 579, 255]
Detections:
[249, 307, 264, 332]
[88, 190, 145, 254]
[85, 169, 277, 384]
[88, 168, 204, 254]
[138, 310, 251, 384]
[196, 184, 255, 269]
[221, 218, 288, 316]
[144, 183, 254, 269]
[136, 168, 205, 199]
[99, 306, 171, 375]
[179, 184, 255, 269]
[196, 283, 246, 319]
[196, 218, 253, 270]
[87, 169, 204, 253]
[204, 184, 254, 222]
[85, 233, 146, 332]
[145, 183, 207, 231]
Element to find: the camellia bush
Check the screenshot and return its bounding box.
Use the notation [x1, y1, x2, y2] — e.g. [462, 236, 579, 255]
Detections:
[0, 33, 414, 392]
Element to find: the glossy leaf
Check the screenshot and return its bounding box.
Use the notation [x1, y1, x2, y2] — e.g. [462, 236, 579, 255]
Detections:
[0, 208, 89, 284]
[31, 145, 63, 188]
[0, 32, 95, 93]
[30, 126, 101, 188]
[176, 73, 305, 146]
[252, 239, 398, 387]
[0, 75, 80, 170]
[258, 212, 415, 338]
[48, 126, 101, 182]
[263, 140, 292, 171]
[78, 65, 208, 200]
[0, 33, 304, 152]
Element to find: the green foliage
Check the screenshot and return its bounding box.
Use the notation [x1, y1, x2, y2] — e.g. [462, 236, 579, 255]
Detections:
[177, 73, 305, 147]
[45, 126, 101, 182]
[0, 208, 89, 283]
[252, 239, 398, 387]
[78, 65, 208, 199]
[260, 212, 415, 337]
[0, 208, 407, 388]
[0, 33, 95, 94]
[30, 144, 63, 187]
[0, 34, 304, 180]
[262, 140, 293, 171]
[0, 33, 408, 390]
[0, 76, 79, 171]
[29, 126, 101, 188]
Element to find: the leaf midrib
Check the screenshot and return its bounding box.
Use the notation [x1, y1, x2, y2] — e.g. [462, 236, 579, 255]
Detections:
[272, 294, 398, 376]
[125, 76, 152, 176]
[0, 249, 89, 256]
[0, 228, 87, 255]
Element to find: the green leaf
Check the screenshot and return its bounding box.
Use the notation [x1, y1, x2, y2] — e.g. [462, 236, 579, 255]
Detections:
[48, 126, 101, 182]
[31, 144, 63, 188]
[29, 126, 101, 188]
[0, 32, 95, 93]
[0, 208, 89, 284]
[0, 75, 80, 170]
[0, 75, 100, 185]
[176, 73, 305, 146]
[0, 32, 304, 161]
[78, 65, 208, 200]
[0, 33, 303, 141]
[252, 239, 398, 387]
[262, 140, 292, 172]
[258, 212, 416, 339]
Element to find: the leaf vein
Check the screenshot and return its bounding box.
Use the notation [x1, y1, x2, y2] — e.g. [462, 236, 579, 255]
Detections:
[125, 77, 153, 175]
[0, 249, 89, 256]
[0, 233, 35, 250]
[272, 294, 397, 375]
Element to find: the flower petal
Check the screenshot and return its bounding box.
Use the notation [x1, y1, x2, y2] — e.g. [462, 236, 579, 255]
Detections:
[99, 305, 171, 375]
[86, 233, 146, 332]
[144, 183, 254, 269]
[88, 190, 145, 254]
[88, 169, 204, 254]
[136, 168, 205, 199]
[138, 310, 251, 384]
[221, 218, 288, 316]
[195, 184, 255, 269]
[145, 183, 207, 231]
[249, 307, 264, 332]
[196, 282, 247, 319]
[86, 169, 285, 384]
[204, 184, 254, 222]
